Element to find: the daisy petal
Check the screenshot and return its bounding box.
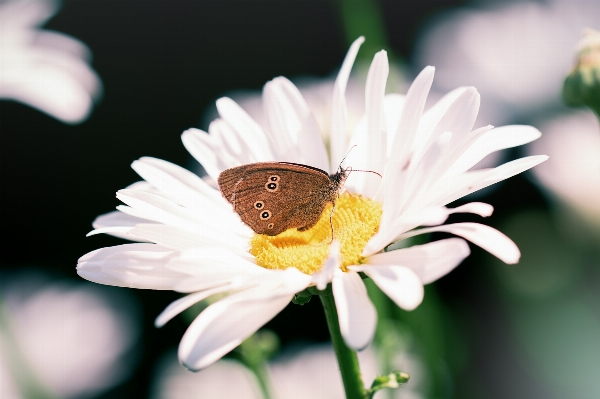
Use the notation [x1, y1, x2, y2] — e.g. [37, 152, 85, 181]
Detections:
[209, 119, 258, 165]
[331, 36, 364, 170]
[155, 283, 238, 328]
[131, 157, 226, 210]
[216, 97, 275, 161]
[363, 50, 389, 196]
[390, 66, 435, 169]
[91, 210, 155, 241]
[165, 248, 268, 293]
[116, 189, 249, 241]
[450, 202, 494, 217]
[351, 265, 424, 311]
[77, 244, 185, 289]
[413, 87, 479, 168]
[346, 51, 389, 197]
[332, 270, 377, 350]
[178, 268, 311, 370]
[265, 77, 329, 170]
[434, 155, 549, 207]
[181, 127, 232, 182]
[446, 125, 542, 176]
[396, 223, 520, 264]
[312, 240, 341, 290]
[365, 238, 470, 284]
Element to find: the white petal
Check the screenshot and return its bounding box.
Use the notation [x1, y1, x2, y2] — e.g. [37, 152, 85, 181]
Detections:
[91, 210, 154, 241]
[216, 97, 275, 161]
[412, 87, 479, 170]
[131, 157, 226, 211]
[406, 126, 494, 208]
[381, 87, 479, 226]
[416, 87, 467, 149]
[446, 125, 542, 176]
[332, 271, 377, 350]
[331, 36, 364, 170]
[210, 119, 258, 165]
[363, 202, 493, 257]
[450, 202, 494, 217]
[365, 238, 470, 284]
[433, 155, 549, 208]
[165, 248, 267, 292]
[311, 240, 341, 290]
[396, 223, 520, 264]
[264, 77, 329, 170]
[388, 66, 435, 172]
[178, 268, 311, 370]
[155, 283, 239, 328]
[383, 94, 407, 152]
[181, 127, 235, 182]
[350, 265, 424, 311]
[116, 189, 249, 243]
[126, 223, 247, 254]
[92, 210, 153, 229]
[363, 50, 389, 197]
[77, 244, 186, 289]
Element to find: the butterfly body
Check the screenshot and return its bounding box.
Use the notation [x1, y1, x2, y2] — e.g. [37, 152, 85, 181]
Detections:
[218, 162, 348, 236]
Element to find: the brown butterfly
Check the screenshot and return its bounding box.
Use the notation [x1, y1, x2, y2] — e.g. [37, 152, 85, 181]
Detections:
[218, 162, 351, 236]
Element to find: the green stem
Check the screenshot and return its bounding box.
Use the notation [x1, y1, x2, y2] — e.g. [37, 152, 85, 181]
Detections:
[248, 362, 273, 399]
[319, 288, 367, 399]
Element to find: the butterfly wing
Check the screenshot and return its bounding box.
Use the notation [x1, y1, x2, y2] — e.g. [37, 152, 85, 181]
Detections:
[218, 162, 333, 235]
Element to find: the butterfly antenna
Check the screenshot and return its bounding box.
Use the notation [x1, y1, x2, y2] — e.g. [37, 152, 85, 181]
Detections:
[338, 145, 357, 169]
[347, 166, 382, 178]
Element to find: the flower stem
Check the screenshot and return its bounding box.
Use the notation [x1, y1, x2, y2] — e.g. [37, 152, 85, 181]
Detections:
[247, 362, 273, 399]
[319, 288, 367, 399]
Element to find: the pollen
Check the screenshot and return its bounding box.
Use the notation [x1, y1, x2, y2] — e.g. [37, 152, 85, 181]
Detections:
[250, 193, 382, 275]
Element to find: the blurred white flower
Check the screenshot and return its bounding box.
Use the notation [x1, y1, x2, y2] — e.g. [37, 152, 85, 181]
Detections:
[0, 272, 139, 399]
[528, 110, 600, 227]
[151, 345, 424, 399]
[415, 1, 600, 124]
[0, 0, 102, 123]
[150, 355, 261, 399]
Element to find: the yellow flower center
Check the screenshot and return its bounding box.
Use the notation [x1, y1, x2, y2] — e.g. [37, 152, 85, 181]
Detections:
[250, 193, 382, 274]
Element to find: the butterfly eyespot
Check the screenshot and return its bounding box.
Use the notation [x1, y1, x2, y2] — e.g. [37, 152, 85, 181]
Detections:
[265, 181, 279, 192]
[269, 175, 279, 182]
[267, 223, 274, 229]
[254, 201, 264, 209]
[260, 210, 272, 220]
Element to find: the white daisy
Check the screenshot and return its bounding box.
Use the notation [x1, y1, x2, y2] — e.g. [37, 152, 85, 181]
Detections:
[151, 345, 424, 399]
[0, 272, 139, 399]
[78, 37, 547, 371]
[414, 1, 600, 124]
[0, 0, 101, 124]
[528, 110, 600, 229]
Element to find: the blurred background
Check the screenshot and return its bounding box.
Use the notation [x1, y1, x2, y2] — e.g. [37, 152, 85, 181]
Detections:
[1, 0, 599, 398]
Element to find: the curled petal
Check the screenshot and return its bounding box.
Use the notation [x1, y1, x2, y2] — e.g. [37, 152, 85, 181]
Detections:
[365, 238, 470, 284]
[396, 223, 521, 264]
[332, 270, 377, 350]
[178, 268, 311, 370]
[350, 265, 424, 311]
[311, 240, 341, 290]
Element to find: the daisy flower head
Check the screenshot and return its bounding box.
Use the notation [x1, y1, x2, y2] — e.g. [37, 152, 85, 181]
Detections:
[78, 37, 547, 371]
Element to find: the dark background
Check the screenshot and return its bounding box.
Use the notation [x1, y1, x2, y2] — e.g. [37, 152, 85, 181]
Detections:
[1, 1, 549, 398]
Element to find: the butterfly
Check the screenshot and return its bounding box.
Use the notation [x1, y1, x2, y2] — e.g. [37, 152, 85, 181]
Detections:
[217, 162, 351, 236]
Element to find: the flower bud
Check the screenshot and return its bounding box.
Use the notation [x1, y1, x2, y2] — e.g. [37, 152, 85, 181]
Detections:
[563, 29, 600, 115]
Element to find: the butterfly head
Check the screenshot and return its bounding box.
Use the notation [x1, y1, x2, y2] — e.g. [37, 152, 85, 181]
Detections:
[329, 165, 352, 192]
